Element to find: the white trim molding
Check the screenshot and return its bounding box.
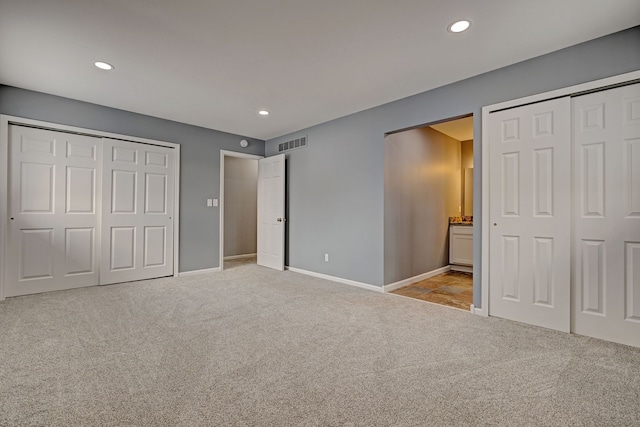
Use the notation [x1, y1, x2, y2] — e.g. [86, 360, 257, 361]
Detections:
[469, 304, 486, 316]
[173, 144, 181, 278]
[286, 267, 384, 293]
[451, 265, 472, 273]
[383, 265, 451, 293]
[480, 70, 640, 319]
[178, 267, 221, 277]
[0, 117, 8, 301]
[223, 253, 257, 260]
[1, 115, 181, 148]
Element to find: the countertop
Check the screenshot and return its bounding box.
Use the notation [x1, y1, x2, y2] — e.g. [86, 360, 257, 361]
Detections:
[449, 216, 473, 225]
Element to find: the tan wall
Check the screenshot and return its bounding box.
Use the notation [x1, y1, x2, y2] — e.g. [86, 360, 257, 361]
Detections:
[461, 139, 473, 169]
[224, 157, 258, 257]
[461, 139, 474, 215]
[384, 127, 461, 283]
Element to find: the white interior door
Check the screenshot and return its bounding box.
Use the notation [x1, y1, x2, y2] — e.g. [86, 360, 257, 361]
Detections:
[6, 126, 101, 296]
[257, 154, 285, 270]
[572, 83, 640, 347]
[101, 138, 174, 284]
[489, 97, 571, 332]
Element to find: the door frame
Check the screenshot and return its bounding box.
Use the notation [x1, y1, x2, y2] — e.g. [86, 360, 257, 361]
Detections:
[479, 70, 640, 317]
[219, 149, 263, 271]
[0, 115, 181, 301]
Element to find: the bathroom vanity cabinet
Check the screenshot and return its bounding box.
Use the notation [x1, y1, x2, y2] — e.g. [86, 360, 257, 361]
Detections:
[449, 225, 473, 271]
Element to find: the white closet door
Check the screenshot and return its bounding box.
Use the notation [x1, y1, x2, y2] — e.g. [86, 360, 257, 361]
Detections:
[6, 126, 101, 296]
[101, 138, 174, 285]
[489, 97, 571, 332]
[572, 83, 640, 347]
[257, 154, 285, 270]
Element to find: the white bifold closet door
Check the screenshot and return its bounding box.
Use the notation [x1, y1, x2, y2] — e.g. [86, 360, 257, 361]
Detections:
[101, 138, 175, 285]
[572, 83, 640, 348]
[6, 126, 101, 297]
[489, 97, 572, 332]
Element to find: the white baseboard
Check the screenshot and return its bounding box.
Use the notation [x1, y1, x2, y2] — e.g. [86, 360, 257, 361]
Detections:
[451, 265, 473, 273]
[286, 267, 384, 293]
[383, 265, 451, 293]
[223, 253, 257, 261]
[470, 304, 488, 317]
[178, 267, 221, 277]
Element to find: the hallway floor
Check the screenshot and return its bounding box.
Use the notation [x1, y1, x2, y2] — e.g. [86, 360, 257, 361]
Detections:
[224, 255, 257, 270]
[391, 270, 473, 311]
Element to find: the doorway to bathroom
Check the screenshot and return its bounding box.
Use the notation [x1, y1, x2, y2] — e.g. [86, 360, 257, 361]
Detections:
[384, 115, 474, 310]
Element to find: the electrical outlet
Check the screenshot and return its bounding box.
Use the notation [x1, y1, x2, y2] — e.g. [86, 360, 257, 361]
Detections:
[207, 198, 213, 207]
[324, 253, 329, 262]
[212, 199, 219, 207]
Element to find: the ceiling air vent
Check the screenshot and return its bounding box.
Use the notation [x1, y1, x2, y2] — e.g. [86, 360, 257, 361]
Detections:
[278, 135, 308, 153]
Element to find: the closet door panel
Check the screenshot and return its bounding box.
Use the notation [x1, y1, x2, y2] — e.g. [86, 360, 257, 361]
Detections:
[100, 139, 174, 285]
[6, 126, 101, 296]
[572, 83, 640, 347]
[489, 97, 571, 332]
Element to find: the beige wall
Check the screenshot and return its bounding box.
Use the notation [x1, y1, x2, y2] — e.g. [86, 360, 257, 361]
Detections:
[224, 157, 258, 257]
[461, 139, 474, 215]
[461, 139, 473, 169]
[384, 127, 461, 284]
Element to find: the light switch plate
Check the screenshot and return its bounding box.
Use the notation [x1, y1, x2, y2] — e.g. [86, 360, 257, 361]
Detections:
[206, 198, 213, 207]
[212, 199, 219, 207]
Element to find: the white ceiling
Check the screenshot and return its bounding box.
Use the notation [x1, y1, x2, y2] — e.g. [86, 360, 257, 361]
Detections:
[1, 1, 638, 140]
[430, 116, 474, 142]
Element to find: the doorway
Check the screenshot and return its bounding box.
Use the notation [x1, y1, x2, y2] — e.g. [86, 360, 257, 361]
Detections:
[219, 151, 261, 271]
[384, 115, 474, 310]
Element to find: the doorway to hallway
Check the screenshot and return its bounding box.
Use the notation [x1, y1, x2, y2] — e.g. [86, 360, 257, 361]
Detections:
[220, 151, 261, 271]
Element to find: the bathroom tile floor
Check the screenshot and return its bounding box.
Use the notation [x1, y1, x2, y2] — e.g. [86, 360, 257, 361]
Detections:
[391, 270, 473, 311]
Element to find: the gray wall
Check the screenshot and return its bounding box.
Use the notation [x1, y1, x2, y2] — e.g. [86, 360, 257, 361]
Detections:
[224, 157, 258, 257]
[266, 26, 640, 300]
[0, 86, 265, 273]
[384, 127, 461, 284]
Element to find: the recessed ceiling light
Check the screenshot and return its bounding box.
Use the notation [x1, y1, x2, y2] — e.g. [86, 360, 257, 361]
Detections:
[94, 61, 114, 70]
[448, 20, 471, 33]
[258, 110, 270, 116]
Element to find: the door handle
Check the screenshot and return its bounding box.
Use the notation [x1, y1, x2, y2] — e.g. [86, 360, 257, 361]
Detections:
[277, 218, 286, 222]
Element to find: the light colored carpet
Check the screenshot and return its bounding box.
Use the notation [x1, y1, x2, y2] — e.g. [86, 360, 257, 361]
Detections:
[1, 263, 639, 426]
